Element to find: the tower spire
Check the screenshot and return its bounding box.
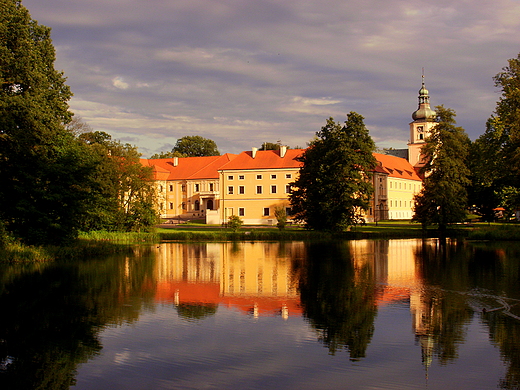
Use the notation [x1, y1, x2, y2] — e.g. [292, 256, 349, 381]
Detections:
[412, 72, 436, 121]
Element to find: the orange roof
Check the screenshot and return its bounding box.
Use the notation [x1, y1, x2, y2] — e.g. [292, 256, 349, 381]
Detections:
[219, 149, 305, 171]
[373, 153, 422, 181]
[142, 153, 237, 180]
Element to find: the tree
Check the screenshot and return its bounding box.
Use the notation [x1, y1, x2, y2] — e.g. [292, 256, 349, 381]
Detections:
[79, 131, 158, 232]
[412, 106, 471, 231]
[173, 135, 219, 157]
[274, 205, 287, 230]
[289, 113, 377, 232]
[150, 150, 186, 159]
[227, 215, 243, 232]
[0, 1, 96, 244]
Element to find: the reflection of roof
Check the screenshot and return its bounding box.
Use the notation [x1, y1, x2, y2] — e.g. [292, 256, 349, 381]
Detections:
[141, 153, 237, 181]
[156, 281, 302, 317]
[376, 286, 411, 307]
[219, 149, 305, 171]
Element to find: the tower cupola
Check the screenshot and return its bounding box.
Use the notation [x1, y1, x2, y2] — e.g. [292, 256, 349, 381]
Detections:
[412, 76, 436, 121]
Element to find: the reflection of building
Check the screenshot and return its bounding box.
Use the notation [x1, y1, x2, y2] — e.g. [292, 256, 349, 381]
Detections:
[154, 242, 304, 319]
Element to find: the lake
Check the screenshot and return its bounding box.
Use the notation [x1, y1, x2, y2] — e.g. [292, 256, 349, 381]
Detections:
[1, 239, 519, 389]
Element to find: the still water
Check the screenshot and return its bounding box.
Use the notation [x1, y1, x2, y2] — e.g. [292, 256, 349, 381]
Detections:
[1, 239, 519, 389]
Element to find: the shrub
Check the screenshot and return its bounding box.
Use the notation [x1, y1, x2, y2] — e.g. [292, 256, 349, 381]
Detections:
[227, 215, 243, 232]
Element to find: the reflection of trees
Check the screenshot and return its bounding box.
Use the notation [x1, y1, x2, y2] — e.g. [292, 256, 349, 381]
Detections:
[297, 242, 377, 360]
[0, 247, 156, 389]
[472, 243, 520, 390]
[413, 240, 474, 366]
[176, 303, 218, 321]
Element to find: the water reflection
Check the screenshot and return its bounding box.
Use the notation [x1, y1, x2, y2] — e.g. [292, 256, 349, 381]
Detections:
[0, 240, 519, 389]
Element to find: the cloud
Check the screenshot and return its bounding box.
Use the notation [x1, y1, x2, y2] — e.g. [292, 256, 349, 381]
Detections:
[22, 0, 520, 156]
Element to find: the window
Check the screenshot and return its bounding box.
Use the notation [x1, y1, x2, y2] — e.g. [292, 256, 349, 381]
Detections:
[169, 184, 173, 191]
[169, 202, 173, 209]
[209, 183, 214, 191]
[228, 175, 234, 180]
[286, 207, 291, 216]
[263, 207, 270, 216]
[286, 173, 292, 179]
[194, 183, 200, 192]
[256, 186, 262, 194]
[194, 200, 200, 211]
[256, 174, 262, 180]
[159, 185, 163, 192]
[238, 208, 245, 216]
[182, 202, 186, 210]
[228, 186, 234, 195]
[271, 185, 277, 194]
[271, 174, 277, 179]
[285, 184, 291, 193]
[239, 175, 245, 180]
[181, 184, 186, 192]
[239, 186, 245, 194]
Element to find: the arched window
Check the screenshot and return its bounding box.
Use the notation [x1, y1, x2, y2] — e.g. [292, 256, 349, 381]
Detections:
[194, 200, 200, 211]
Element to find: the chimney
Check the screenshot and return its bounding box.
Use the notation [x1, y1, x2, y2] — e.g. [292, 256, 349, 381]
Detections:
[252, 147, 258, 158]
[280, 145, 287, 158]
[173, 157, 178, 166]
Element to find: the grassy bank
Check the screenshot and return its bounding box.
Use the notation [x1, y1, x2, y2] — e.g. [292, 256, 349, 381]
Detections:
[157, 221, 467, 241]
[0, 231, 158, 263]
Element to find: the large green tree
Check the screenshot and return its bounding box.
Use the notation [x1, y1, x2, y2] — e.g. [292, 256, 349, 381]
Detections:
[79, 131, 158, 232]
[289, 113, 377, 231]
[469, 53, 520, 219]
[0, 0, 95, 244]
[413, 106, 471, 231]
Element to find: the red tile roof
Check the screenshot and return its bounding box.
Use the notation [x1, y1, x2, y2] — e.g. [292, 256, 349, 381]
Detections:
[142, 153, 237, 180]
[219, 149, 305, 171]
[373, 153, 422, 181]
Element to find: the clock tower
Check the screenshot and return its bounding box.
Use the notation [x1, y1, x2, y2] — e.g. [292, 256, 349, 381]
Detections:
[408, 76, 436, 167]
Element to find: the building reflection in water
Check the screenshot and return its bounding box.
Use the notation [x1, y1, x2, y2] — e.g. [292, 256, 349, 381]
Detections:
[151, 240, 480, 369]
[154, 242, 305, 319]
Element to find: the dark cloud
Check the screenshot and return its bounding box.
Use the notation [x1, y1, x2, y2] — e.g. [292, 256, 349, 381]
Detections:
[21, 0, 520, 156]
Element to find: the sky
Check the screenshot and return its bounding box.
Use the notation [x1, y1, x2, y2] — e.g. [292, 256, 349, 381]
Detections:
[22, 0, 520, 157]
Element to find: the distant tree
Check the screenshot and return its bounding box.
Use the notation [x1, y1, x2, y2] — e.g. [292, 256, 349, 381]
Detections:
[259, 141, 290, 151]
[65, 115, 93, 135]
[412, 106, 471, 231]
[150, 150, 186, 159]
[172, 135, 219, 157]
[289, 113, 377, 232]
[0, 1, 96, 244]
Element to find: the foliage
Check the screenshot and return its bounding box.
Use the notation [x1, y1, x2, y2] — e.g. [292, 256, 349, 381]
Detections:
[150, 150, 186, 159]
[227, 215, 243, 232]
[274, 205, 287, 230]
[173, 135, 219, 157]
[413, 106, 471, 231]
[289, 113, 377, 232]
[0, 2, 97, 245]
[259, 141, 290, 150]
[78, 131, 159, 232]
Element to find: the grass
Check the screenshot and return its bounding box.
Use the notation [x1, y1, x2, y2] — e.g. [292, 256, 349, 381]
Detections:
[3, 221, 520, 263]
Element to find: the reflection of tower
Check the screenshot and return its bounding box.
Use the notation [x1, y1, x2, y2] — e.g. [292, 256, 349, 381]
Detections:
[408, 74, 437, 168]
[410, 290, 437, 376]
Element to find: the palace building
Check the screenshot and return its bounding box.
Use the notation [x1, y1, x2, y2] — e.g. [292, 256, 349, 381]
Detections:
[143, 79, 434, 224]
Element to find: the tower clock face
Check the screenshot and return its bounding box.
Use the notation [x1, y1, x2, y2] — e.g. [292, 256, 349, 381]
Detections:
[417, 126, 424, 133]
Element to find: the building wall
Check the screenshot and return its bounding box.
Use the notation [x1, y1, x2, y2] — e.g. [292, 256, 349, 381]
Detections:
[219, 168, 299, 225]
[387, 177, 422, 219]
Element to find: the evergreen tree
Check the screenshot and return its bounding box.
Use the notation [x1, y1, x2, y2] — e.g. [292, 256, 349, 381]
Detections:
[0, 0, 95, 244]
[413, 106, 471, 231]
[289, 113, 376, 231]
